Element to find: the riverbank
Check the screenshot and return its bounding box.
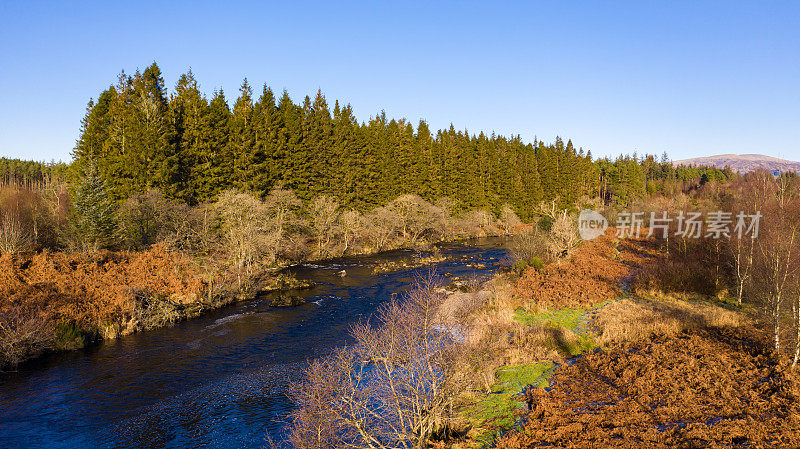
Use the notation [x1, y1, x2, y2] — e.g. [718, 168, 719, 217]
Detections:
[438, 230, 786, 448]
[0, 238, 509, 448]
[0, 230, 509, 370]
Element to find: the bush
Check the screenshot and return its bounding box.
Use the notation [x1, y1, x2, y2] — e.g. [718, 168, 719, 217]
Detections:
[0, 307, 51, 368]
[0, 185, 66, 254]
[54, 320, 90, 350]
[118, 189, 190, 250]
[545, 212, 581, 259]
[510, 228, 550, 266]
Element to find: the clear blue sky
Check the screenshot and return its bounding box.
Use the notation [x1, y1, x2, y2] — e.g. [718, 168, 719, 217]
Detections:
[1, 1, 798, 163]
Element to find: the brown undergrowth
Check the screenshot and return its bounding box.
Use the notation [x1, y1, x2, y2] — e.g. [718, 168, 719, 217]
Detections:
[0, 245, 227, 367]
[494, 231, 800, 448]
[513, 230, 656, 309]
[498, 328, 800, 448]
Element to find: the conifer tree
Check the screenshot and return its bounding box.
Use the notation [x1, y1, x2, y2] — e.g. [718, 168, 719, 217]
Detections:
[73, 65, 710, 216]
[249, 84, 278, 195]
[166, 69, 207, 203]
[74, 163, 118, 250]
[194, 89, 231, 201]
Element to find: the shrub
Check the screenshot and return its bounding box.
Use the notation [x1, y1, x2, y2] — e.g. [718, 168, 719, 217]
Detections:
[54, 320, 90, 350]
[118, 189, 191, 250]
[0, 307, 51, 368]
[0, 185, 66, 254]
[510, 227, 550, 266]
[545, 212, 581, 259]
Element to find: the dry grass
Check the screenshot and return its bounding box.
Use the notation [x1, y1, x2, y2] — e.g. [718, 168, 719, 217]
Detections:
[591, 296, 740, 345]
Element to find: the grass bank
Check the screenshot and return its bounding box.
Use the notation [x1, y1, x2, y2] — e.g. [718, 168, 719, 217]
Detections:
[444, 229, 764, 448]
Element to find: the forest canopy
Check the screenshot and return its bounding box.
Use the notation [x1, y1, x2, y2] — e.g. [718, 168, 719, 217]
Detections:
[71, 63, 734, 219]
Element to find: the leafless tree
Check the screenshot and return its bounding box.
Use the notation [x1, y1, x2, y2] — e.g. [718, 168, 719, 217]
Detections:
[386, 195, 439, 245]
[365, 206, 401, 252]
[434, 197, 457, 240]
[264, 187, 304, 237]
[338, 209, 363, 255]
[499, 204, 522, 234]
[726, 172, 775, 304]
[309, 195, 341, 258]
[214, 190, 280, 284]
[288, 274, 464, 449]
[754, 198, 800, 352]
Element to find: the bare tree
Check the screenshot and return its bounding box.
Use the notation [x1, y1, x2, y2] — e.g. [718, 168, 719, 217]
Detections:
[754, 199, 800, 352]
[386, 195, 439, 245]
[365, 206, 401, 252]
[339, 209, 363, 255]
[288, 274, 463, 449]
[309, 195, 340, 258]
[499, 204, 522, 234]
[727, 172, 775, 304]
[264, 187, 304, 237]
[435, 197, 457, 240]
[536, 197, 561, 221]
[214, 190, 280, 284]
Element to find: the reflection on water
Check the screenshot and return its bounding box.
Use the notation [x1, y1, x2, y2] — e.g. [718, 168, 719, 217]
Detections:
[0, 238, 507, 448]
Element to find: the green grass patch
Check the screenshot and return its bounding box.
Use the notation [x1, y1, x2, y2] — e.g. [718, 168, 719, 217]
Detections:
[494, 362, 554, 393]
[465, 362, 555, 447]
[514, 307, 586, 329]
[563, 334, 599, 356]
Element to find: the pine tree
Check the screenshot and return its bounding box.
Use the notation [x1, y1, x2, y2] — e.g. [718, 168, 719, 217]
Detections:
[249, 84, 278, 195]
[75, 64, 686, 216]
[74, 163, 118, 250]
[230, 79, 255, 190]
[194, 89, 231, 201]
[166, 69, 207, 203]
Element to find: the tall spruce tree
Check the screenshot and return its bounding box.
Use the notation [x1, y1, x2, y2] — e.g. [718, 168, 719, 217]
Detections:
[74, 163, 118, 250]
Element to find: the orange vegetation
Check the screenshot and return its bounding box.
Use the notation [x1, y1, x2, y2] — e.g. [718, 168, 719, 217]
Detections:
[495, 231, 800, 448]
[498, 328, 800, 448]
[513, 229, 657, 308]
[0, 245, 214, 365]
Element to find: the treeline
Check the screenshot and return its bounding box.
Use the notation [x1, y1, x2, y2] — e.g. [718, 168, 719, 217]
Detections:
[72, 62, 735, 219]
[0, 158, 68, 189]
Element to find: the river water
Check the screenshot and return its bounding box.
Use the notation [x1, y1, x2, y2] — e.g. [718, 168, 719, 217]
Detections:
[0, 238, 508, 448]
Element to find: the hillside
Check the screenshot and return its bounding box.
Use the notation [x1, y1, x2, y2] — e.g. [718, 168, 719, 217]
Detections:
[674, 153, 800, 174]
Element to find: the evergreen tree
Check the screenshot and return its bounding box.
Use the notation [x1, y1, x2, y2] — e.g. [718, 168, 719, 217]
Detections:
[249, 84, 278, 195]
[73, 64, 735, 216]
[230, 79, 255, 189]
[74, 163, 118, 250]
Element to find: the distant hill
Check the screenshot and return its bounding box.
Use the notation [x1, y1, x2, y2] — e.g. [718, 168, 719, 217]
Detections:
[673, 154, 800, 175]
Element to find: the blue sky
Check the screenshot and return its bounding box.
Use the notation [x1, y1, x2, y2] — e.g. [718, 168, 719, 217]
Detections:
[1, 1, 798, 163]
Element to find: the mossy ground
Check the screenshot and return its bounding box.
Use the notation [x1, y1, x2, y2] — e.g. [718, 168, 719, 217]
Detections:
[464, 362, 554, 447]
[461, 302, 616, 446]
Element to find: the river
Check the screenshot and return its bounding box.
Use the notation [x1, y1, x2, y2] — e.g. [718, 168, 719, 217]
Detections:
[0, 238, 508, 448]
